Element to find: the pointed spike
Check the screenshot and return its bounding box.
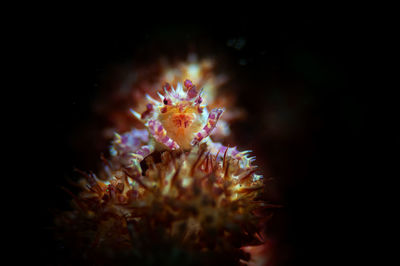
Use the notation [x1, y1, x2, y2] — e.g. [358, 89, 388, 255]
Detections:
[146, 94, 160, 104]
[253, 174, 263, 181]
[163, 82, 171, 91]
[130, 109, 141, 121]
[238, 185, 264, 194]
[171, 83, 176, 91]
[114, 132, 121, 143]
[240, 150, 253, 155]
[224, 161, 230, 178]
[190, 148, 206, 176]
[157, 92, 164, 100]
[170, 164, 182, 186]
[89, 171, 99, 181]
[237, 167, 258, 181]
[199, 151, 210, 169]
[215, 150, 221, 160]
[164, 87, 169, 95]
[209, 153, 214, 171]
[199, 87, 204, 96]
[223, 145, 229, 168]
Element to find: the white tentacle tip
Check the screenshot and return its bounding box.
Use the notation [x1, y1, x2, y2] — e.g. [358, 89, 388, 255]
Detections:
[130, 109, 141, 120]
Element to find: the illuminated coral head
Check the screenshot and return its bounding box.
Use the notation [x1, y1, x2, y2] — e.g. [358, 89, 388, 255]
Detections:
[130, 79, 224, 151]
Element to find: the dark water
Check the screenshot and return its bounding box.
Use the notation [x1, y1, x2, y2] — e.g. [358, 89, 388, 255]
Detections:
[26, 14, 371, 265]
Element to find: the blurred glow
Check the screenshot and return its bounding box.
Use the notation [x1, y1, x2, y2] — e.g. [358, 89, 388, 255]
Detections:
[187, 64, 200, 80]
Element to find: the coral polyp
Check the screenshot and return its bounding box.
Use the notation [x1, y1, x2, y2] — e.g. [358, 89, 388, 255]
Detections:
[56, 145, 267, 265]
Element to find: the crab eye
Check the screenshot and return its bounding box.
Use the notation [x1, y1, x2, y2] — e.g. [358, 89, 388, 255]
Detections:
[163, 98, 172, 105]
[195, 96, 203, 105]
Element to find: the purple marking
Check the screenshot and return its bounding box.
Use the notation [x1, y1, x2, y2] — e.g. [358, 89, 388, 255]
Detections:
[184, 79, 193, 88]
[219, 146, 227, 154]
[230, 148, 239, 156]
[168, 141, 178, 149]
[121, 135, 129, 144]
[187, 86, 197, 99]
[195, 96, 203, 105]
[204, 125, 211, 134]
[161, 135, 170, 143]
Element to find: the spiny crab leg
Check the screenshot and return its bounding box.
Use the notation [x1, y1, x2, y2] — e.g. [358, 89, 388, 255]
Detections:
[147, 120, 180, 150]
[191, 108, 224, 145]
[128, 144, 155, 171]
[129, 145, 155, 161]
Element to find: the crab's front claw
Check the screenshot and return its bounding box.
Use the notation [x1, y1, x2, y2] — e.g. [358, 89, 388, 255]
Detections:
[191, 108, 224, 145]
[127, 144, 155, 173]
[148, 120, 180, 150]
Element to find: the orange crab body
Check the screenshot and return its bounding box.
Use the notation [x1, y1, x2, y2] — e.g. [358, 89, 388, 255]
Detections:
[159, 103, 204, 149]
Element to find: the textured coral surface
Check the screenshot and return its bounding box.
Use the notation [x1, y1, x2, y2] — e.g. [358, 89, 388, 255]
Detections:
[55, 60, 273, 265]
[57, 146, 269, 265]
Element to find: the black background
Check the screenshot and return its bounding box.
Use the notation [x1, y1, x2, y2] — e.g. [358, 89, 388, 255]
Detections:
[23, 12, 373, 265]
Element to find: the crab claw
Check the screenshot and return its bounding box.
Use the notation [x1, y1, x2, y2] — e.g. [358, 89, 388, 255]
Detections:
[191, 108, 224, 145]
[147, 120, 180, 150]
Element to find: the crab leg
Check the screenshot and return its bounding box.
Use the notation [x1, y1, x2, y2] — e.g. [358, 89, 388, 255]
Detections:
[129, 145, 155, 161]
[126, 143, 155, 172]
[191, 108, 224, 145]
[147, 120, 180, 150]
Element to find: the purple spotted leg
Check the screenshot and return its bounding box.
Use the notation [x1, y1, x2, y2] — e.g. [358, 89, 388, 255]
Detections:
[147, 120, 180, 150]
[191, 108, 224, 145]
[130, 145, 154, 161]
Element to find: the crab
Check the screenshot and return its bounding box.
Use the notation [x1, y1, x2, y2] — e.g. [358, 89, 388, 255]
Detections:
[110, 80, 255, 171]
